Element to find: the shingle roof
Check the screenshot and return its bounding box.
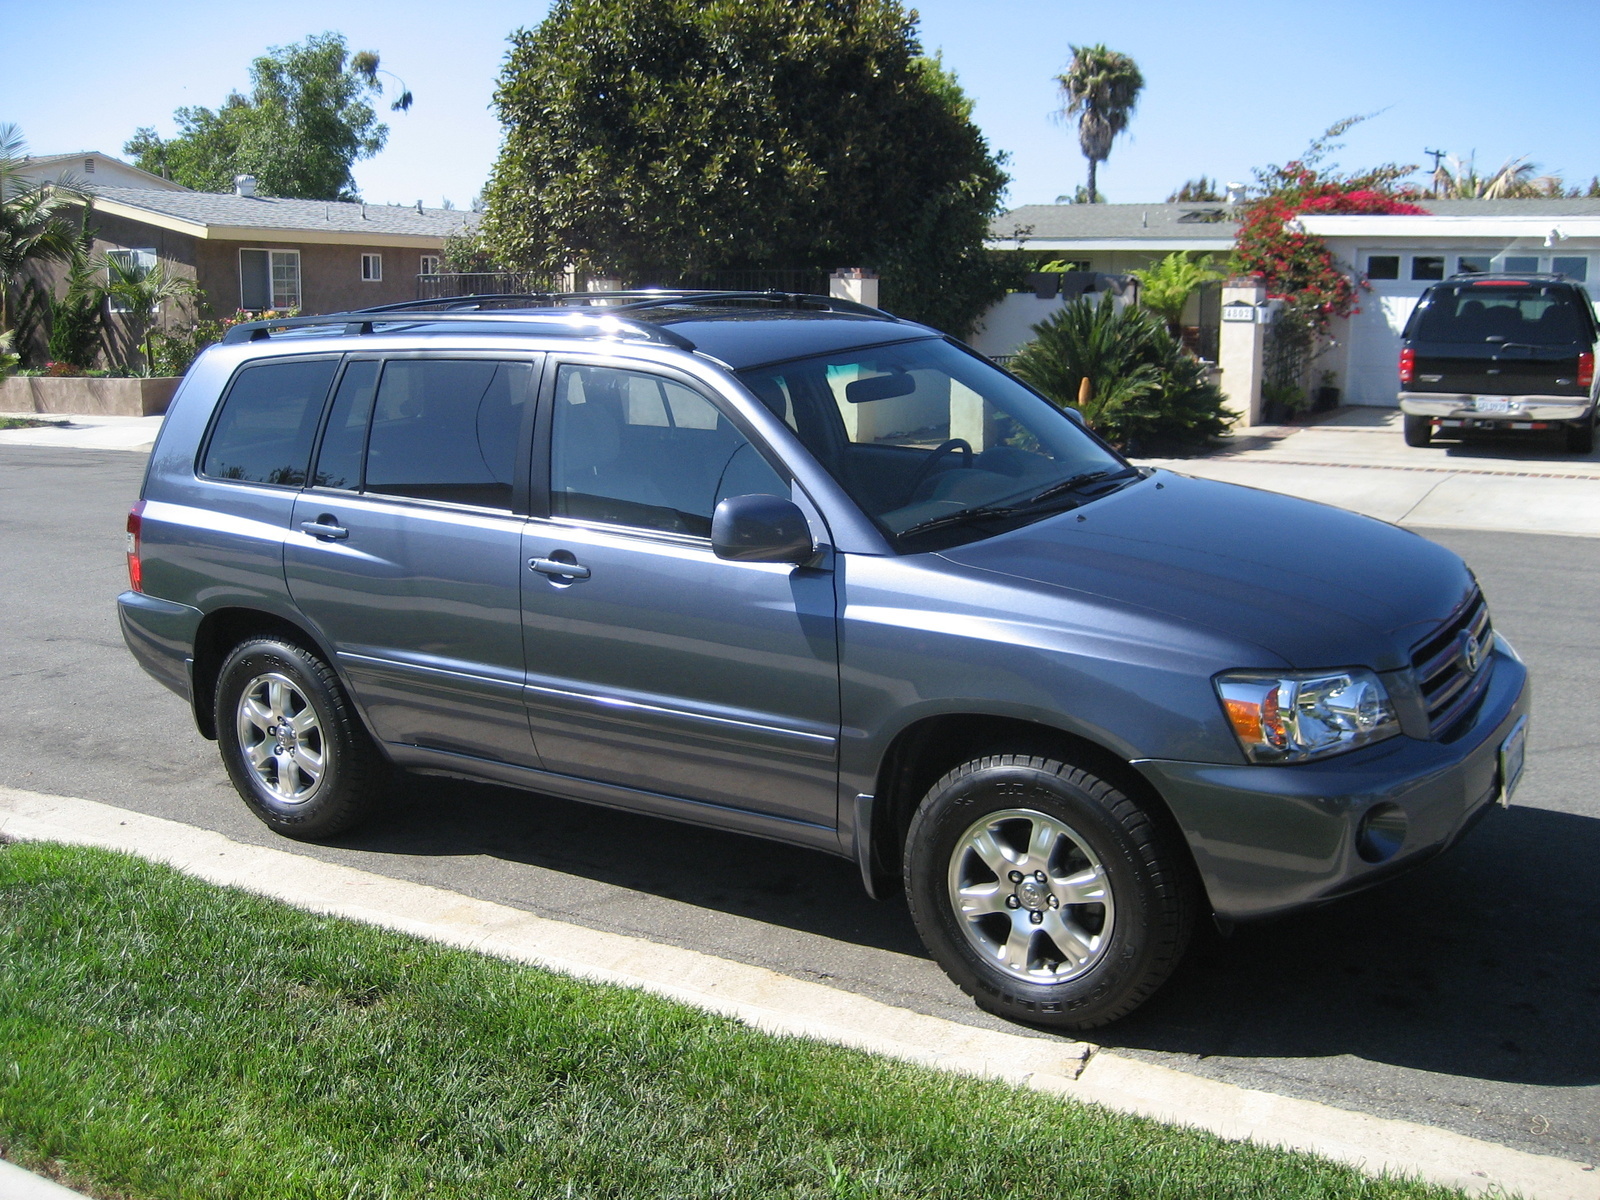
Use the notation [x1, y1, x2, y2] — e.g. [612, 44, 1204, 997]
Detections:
[989, 203, 1239, 244]
[86, 186, 476, 238]
[1410, 198, 1600, 216]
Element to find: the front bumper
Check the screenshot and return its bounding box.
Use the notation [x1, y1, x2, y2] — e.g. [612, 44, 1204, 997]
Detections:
[1135, 643, 1529, 921]
[1399, 392, 1593, 423]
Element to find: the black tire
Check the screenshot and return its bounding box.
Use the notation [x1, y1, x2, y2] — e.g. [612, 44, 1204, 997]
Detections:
[215, 637, 385, 840]
[1403, 415, 1433, 447]
[1567, 418, 1595, 456]
[904, 754, 1195, 1030]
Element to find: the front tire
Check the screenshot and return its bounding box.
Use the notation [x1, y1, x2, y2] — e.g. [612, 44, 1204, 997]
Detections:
[904, 754, 1195, 1030]
[1403, 415, 1433, 447]
[215, 638, 385, 840]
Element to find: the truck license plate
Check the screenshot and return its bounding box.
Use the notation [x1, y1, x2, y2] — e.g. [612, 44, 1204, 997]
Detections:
[1474, 398, 1513, 413]
[1498, 716, 1528, 806]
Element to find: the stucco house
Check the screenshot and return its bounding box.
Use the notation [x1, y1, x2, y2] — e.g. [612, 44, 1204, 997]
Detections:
[985, 197, 1600, 408]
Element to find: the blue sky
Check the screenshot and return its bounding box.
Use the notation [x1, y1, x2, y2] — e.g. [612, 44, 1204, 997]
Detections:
[5, 0, 1598, 211]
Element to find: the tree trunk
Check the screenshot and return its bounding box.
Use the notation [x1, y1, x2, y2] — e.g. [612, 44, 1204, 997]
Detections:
[1086, 157, 1099, 204]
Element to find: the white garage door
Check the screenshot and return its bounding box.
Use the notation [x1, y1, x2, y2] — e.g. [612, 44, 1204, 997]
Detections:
[1344, 281, 1427, 407]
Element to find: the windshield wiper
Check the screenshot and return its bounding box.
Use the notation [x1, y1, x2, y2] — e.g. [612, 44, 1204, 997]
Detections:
[896, 501, 1030, 539]
[1023, 466, 1141, 507]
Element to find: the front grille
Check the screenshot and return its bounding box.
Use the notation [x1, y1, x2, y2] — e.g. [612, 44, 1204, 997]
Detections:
[1410, 591, 1493, 737]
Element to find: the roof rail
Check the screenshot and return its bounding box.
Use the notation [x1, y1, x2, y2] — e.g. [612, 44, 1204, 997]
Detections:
[1445, 271, 1570, 282]
[219, 307, 700, 350]
[219, 289, 895, 349]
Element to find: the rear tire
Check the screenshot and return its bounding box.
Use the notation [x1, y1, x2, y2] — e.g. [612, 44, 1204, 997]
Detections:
[904, 754, 1196, 1030]
[215, 638, 386, 840]
[1567, 418, 1595, 456]
[1403, 415, 1433, 447]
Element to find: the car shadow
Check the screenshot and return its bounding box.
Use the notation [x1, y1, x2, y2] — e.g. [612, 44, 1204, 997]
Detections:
[332, 776, 1598, 1087]
[1093, 803, 1600, 1087]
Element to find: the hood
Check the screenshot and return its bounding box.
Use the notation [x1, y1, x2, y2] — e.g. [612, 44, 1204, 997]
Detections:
[937, 471, 1475, 671]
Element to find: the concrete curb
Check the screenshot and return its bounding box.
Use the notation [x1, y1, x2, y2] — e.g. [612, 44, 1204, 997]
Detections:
[2, 787, 1596, 1200]
[0, 1158, 92, 1199]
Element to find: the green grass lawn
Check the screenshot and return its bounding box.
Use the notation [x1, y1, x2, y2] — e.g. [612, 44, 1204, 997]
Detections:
[0, 840, 1466, 1200]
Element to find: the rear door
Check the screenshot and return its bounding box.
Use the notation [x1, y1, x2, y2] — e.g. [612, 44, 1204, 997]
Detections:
[517, 358, 841, 831]
[284, 353, 544, 767]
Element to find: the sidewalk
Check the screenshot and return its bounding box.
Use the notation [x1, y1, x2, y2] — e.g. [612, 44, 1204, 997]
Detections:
[0, 413, 163, 453]
[1135, 407, 1600, 539]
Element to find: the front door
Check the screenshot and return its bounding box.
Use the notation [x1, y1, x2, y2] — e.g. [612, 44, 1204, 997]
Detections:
[518, 359, 840, 830]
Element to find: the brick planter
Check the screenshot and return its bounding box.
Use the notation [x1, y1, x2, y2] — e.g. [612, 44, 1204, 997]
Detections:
[0, 375, 181, 417]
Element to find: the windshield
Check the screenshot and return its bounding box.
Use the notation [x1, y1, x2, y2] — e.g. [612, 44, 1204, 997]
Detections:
[737, 338, 1131, 549]
[1407, 284, 1596, 345]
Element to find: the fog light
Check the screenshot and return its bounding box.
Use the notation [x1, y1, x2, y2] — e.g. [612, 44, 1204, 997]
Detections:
[1356, 803, 1408, 864]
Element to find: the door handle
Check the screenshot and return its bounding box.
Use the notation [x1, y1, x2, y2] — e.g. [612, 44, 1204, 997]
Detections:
[528, 555, 590, 580]
[300, 518, 349, 540]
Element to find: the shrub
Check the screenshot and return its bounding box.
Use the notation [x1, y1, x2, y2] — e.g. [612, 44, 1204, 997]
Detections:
[1010, 292, 1233, 450]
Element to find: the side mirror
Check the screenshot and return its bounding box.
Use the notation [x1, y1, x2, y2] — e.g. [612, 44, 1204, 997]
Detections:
[1063, 405, 1086, 425]
[711, 494, 814, 564]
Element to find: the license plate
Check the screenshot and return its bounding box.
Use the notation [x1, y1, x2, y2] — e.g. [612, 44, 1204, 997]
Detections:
[1498, 716, 1528, 806]
[1474, 398, 1513, 414]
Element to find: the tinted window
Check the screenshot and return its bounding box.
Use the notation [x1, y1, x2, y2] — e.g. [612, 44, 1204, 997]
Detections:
[550, 365, 786, 537]
[1411, 256, 1445, 281]
[202, 359, 337, 485]
[1408, 284, 1592, 345]
[364, 359, 533, 509]
[1366, 255, 1399, 280]
[313, 359, 380, 489]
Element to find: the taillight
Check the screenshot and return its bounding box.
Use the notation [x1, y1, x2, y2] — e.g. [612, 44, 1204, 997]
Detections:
[1399, 347, 1415, 385]
[126, 500, 146, 593]
[1579, 351, 1594, 389]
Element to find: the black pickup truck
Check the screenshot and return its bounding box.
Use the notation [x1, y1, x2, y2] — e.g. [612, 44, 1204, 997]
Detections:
[1398, 273, 1598, 454]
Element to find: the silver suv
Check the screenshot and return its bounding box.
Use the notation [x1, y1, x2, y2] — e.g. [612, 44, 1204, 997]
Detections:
[120, 292, 1530, 1028]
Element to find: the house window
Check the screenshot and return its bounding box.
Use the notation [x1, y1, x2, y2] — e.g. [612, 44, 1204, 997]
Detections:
[361, 253, 383, 282]
[1411, 256, 1445, 281]
[1552, 256, 1588, 282]
[1502, 256, 1540, 274]
[239, 249, 301, 311]
[105, 248, 157, 313]
[1457, 255, 1491, 275]
[1366, 255, 1400, 280]
[420, 254, 441, 276]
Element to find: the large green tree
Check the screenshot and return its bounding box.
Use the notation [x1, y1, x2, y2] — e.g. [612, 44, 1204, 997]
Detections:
[1056, 44, 1143, 205]
[479, 0, 1009, 334]
[124, 33, 410, 201]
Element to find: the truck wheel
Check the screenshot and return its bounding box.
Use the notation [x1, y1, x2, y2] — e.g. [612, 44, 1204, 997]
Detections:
[1567, 419, 1595, 455]
[904, 754, 1195, 1030]
[215, 638, 386, 840]
[1403, 415, 1433, 447]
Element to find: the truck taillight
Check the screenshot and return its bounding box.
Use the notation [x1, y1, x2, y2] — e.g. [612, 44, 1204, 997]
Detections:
[1399, 347, 1415, 385]
[126, 500, 146, 593]
[1579, 351, 1594, 389]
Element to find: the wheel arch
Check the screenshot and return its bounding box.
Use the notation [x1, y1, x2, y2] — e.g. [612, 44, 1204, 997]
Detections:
[861, 713, 1200, 907]
[190, 607, 345, 741]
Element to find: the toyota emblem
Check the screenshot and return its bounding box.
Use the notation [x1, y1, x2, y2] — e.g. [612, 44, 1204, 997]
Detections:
[1459, 630, 1483, 674]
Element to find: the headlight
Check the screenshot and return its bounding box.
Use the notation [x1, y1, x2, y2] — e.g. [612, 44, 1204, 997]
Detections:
[1215, 669, 1401, 763]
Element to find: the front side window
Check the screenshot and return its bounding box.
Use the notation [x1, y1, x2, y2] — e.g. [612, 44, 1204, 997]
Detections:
[202, 358, 338, 485]
[240, 249, 301, 310]
[738, 338, 1129, 549]
[346, 359, 534, 509]
[550, 364, 785, 537]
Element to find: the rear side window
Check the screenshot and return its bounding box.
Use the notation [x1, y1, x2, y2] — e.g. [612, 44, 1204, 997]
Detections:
[202, 359, 338, 485]
[361, 359, 533, 509]
[1407, 285, 1595, 345]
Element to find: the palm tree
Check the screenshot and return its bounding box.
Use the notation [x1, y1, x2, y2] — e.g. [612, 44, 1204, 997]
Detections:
[102, 254, 198, 375]
[1430, 154, 1563, 200]
[1056, 45, 1144, 205]
[1130, 252, 1223, 338]
[0, 124, 86, 336]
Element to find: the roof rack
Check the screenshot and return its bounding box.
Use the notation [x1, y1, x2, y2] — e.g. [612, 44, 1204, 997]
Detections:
[1445, 271, 1571, 282]
[220, 289, 892, 348]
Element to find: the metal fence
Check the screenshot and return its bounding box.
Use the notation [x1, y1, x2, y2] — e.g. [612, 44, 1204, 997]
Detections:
[417, 268, 833, 301]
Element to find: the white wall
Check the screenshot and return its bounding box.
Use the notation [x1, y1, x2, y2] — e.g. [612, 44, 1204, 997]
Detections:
[969, 290, 1133, 359]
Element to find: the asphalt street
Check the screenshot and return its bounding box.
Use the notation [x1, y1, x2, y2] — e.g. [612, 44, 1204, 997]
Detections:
[1, 443, 1596, 1166]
